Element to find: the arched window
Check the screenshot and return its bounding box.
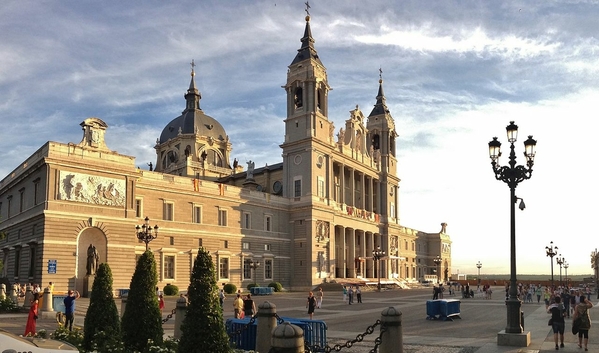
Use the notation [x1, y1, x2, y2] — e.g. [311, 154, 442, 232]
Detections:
[294, 87, 303, 108]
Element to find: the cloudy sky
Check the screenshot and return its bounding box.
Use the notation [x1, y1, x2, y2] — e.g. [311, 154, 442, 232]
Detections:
[2, 1, 598, 278]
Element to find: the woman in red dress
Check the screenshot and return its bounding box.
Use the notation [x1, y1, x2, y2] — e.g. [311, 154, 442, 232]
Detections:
[24, 292, 39, 336]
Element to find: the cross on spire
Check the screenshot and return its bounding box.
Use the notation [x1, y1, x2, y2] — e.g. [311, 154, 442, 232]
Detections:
[379, 67, 383, 80]
[190, 59, 196, 76]
[305, 1, 311, 16]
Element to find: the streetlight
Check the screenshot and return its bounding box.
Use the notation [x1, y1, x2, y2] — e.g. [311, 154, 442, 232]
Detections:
[592, 248, 599, 299]
[556, 255, 564, 287]
[433, 255, 442, 284]
[135, 216, 159, 250]
[249, 259, 260, 285]
[372, 246, 385, 292]
[546, 241, 558, 288]
[476, 261, 483, 285]
[563, 261, 569, 289]
[488, 121, 537, 335]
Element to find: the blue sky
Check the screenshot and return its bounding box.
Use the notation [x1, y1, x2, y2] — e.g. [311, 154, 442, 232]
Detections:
[2, 1, 598, 277]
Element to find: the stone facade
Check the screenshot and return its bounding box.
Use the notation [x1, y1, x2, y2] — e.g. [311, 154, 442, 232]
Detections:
[0, 13, 451, 294]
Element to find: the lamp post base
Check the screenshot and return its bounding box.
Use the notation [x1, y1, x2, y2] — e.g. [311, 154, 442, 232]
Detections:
[497, 330, 530, 347]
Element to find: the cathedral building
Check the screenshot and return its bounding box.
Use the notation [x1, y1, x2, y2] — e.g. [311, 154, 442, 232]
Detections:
[0, 12, 451, 294]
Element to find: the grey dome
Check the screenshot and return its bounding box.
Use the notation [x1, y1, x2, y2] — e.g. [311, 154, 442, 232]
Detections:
[159, 109, 226, 144]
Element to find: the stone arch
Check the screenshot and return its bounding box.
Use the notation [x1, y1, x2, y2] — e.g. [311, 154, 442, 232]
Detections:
[75, 227, 107, 294]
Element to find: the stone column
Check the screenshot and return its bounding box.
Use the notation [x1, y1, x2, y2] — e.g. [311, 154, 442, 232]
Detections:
[41, 287, 53, 312]
[271, 322, 304, 353]
[23, 284, 33, 309]
[256, 301, 277, 353]
[379, 307, 403, 353]
[174, 295, 188, 339]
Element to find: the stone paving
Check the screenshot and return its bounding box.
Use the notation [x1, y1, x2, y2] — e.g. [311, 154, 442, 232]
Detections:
[1, 287, 597, 353]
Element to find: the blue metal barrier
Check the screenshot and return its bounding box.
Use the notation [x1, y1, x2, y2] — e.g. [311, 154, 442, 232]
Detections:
[53, 295, 67, 313]
[226, 318, 257, 351]
[226, 316, 327, 351]
[250, 287, 274, 295]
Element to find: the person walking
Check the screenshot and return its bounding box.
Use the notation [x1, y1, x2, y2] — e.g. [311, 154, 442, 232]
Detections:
[243, 294, 256, 318]
[547, 296, 565, 350]
[316, 287, 323, 308]
[219, 289, 226, 309]
[158, 294, 165, 315]
[356, 286, 362, 303]
[348, 286, 354, 305]
[24, 292, 39, 336]
[63, 289, 80, 331]
[342, 286, 347, 302]
[233, 294, 244, 319]
[573, 295, 593, 351]
[306, 291, 316, 320]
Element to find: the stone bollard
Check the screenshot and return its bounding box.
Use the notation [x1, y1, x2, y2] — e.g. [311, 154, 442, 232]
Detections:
[10, 284, 19, 304]
[379, 307, 403, 353]
[0, 283, 5, 300]
[271, 322, 304, 353]
[41, 287, 53, 311]
[173, 295, 188, 339]
[256, 301, 278, 353]
[23, 284, 33, 309]
[120, 295, 127, 318]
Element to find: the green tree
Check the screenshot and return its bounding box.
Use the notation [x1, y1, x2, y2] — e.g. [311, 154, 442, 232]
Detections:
[121, 250, 163, 351]
[83, 263, 121, 351]
[178, 247, 231, 353]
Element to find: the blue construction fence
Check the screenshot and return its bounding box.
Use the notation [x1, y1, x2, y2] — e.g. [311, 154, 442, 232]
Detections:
[226, 316, 327, 351]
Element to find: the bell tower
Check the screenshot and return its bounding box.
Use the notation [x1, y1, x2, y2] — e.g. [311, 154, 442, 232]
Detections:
[281, 9, 333, 199]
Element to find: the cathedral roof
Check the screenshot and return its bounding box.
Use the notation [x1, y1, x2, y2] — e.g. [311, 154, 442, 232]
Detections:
[159, 63, 227, 144]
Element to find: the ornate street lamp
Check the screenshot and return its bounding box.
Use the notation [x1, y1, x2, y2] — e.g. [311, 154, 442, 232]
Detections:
[546, 241, 558, 288]
[249, 259, 260, 285]
[488, 121, 537, 335]
[556, 255, 564, 287]
[135, 216, 159, 250]
[372, 246, 386, 292]
[433, 255, 442, 284]
[592, 248, 599, 299]
[563, 261, 569, 289]
[476, 261, 483, 285]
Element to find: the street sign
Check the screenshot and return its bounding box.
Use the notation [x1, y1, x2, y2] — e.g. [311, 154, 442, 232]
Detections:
[48, 259, 57, 274]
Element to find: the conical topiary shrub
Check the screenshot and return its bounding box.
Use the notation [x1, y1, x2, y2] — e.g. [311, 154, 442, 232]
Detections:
[121, 250, 163, 351]
[178, 247, 231, 353]
[83, 263, 121, 351]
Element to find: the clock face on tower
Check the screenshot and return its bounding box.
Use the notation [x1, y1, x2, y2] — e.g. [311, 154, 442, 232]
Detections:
[272, 181, 283, 195]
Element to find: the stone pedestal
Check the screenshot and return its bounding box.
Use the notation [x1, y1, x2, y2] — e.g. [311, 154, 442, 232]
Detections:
[497, 330, 530, 347]
[40, 287, 56, 319]
[0, 284, 5, 300]
[84, 275, 95, 298]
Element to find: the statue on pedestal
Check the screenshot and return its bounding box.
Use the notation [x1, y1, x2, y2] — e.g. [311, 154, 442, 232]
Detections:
[86, 244, 99, 276]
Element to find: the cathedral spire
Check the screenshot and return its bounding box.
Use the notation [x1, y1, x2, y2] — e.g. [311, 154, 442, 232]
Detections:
[290, 2, 322, 66]
[369, 68, 390, 117]
[184, 59, 201, 111]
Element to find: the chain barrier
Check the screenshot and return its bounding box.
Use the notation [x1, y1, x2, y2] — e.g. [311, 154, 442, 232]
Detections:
[305, 319, 383, 353]
[161, 308, 177, 324]
[229, 314, 259, 337]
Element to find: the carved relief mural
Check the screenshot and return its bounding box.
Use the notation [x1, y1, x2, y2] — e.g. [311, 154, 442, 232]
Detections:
[59, 171, 126, 207]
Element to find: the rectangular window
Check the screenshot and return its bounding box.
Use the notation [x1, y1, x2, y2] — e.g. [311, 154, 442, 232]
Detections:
[317, 177, 325, 198]
[198, 238, 203, 247]
[264, 259, 273, 279]
[164, 255, 175, 279]
[19, 188, 25, 213]
[294, 179, 302, 198]
[14, 247, 21, 277]
[264, 215, 272, 232]
[218, 209, 227, 226]
[169, 236, 174, 246]
[193, 205, 202, 223]
[28, 247, 35, 278]
[242, 242, 250, 250]
[223, 240, 228, 249]
[390, 202, 395, 219]
[163, 202, 174, 221]
[243, 212, 251, 229]
[243, 259, 252, 279]
[33, 181, 39, 205]
[264, 244, 271, 251]
[7, 196, 12, 218]
[135, 199, 142, 218]
[219, 257, 229, 279]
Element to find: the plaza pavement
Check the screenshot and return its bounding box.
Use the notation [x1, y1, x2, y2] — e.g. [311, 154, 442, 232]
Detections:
[1, 287, 597, 353]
